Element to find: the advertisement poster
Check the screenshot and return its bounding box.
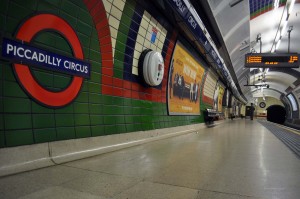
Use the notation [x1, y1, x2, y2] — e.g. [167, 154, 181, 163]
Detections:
[218, 86, 225, 112]
[212, 81, 225, 112]
[168, 42, 205, 115]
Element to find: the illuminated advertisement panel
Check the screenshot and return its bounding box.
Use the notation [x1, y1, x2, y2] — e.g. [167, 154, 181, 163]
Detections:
[168, 42, 205, 115]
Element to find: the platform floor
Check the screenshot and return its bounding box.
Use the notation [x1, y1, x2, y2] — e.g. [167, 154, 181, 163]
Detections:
[1, 120, 300, 199]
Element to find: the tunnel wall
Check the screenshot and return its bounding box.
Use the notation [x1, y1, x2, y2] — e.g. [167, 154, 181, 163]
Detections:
[0, 0, 227, 148]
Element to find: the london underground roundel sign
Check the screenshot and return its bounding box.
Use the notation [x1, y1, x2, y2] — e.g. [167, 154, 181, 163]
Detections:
[10, 14, 88, 107]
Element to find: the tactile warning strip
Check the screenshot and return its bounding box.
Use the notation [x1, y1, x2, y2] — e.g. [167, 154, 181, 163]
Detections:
[258, 120, 300, 159]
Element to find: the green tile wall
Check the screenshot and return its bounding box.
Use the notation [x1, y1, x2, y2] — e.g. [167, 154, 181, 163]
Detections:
[0, 0, 208, 148]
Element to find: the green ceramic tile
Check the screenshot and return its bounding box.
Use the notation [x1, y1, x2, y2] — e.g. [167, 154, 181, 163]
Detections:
[89, 50, 101, 62]
[113, 107, 124, 115]
[123, 3, 135, 17]
[33, 114, 55, 128]
[114, 116, 125, 124]
[60, 11, 77, 28]
[44, 0, 60, 7]
[115, 40, 126, 52]
[78, 9, 93, 25]
[90, 40, 101, 52]
[5, 16, 19, 34]
[62, 0, 79, 15]
[75, 92, 89, 103]
[116, 125, 127, 134]
[56, 127, 76, 140]
[88, 82, 101, 93]
[74, 114, 90, 125]
[77, 20, 92, 36]
[104, 125, 117, 135]
[90, 115, 103, 125]
[103, 116, 115, 125]
[132, 115, 141, 123]
[37, 0, 59, 14]
[53, 75, 72, 89]
[116, 32, 128, 45]
[55, 114, 75, 127]
[31, 101, 54, 114]
[81, 81, 89, 92]
[123, 98, 131, 106]
[3, 81, 27, 98]
[5, 114, 32, 130]
[75, 126, 91, 138]
[73, 102, 89, 113]
[102, 95, 113, 105]
[89, 104, 102, 114]
[114, 69, 123, 79]
[125, 116, 133, 123]
[90, 72, 101, 83]
[132, 108, 141, 115]
[34, 128, 56, 143]
[103, 106, 117, 115]
[89, 93, 102, 104]
[78, 32, 90, 46]
[114, 60, 124, 69]
[8, 1, 31, 20]
[3, 64, 15, 81]
[118, 23, 130, 35]
[91, 125, 104, 137]
[3, 97, 31, 113]
[55, 104, 74, 114]
[0, 114, 3, 130]
[125, 124, 133, 132]
[0, 131, 5, 147]
[6, 129, 34, 147]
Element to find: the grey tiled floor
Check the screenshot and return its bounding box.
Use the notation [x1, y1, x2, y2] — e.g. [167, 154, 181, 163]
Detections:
[1, 120, 300, 199]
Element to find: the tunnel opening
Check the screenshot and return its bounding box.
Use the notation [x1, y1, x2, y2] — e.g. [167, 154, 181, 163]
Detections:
[266, 105, 286, 124]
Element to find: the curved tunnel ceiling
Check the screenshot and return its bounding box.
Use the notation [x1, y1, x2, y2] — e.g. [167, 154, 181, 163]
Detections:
[202, 0, 300, 103]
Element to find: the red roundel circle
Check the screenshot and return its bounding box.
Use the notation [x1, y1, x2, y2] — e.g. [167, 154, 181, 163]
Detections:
[14, 14, 84, 107]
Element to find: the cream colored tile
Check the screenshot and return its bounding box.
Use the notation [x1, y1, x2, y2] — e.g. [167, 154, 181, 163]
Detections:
[103, 0, 112, 13]
[158, 41, 163, 50]
[144, 40, 151, 49]
[111, 38, 116, 50]
[109, 26, 118, 39]
[109, 15, 120, 30]
[140, 18, 149, 29]
[133, 50, 140, 59]
[110, 5, 122, 20]
[144, 11, 151, 22]
[135, 42, 143, 52]
[132, 58, 139, 67]
[136, 34, 144, 46]
[132, 66, 138, 75]
[113, 0, 125, 11]
[138, 26, 146, 36]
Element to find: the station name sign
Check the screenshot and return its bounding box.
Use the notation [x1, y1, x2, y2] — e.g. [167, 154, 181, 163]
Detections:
[245, 53, 299, 68]
[2, 38, 90, 78]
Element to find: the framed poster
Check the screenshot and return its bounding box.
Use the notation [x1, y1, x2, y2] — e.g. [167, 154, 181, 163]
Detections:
[167, 42, 205, 115]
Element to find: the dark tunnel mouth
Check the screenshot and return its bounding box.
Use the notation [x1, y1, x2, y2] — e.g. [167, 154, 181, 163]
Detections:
[266, 105, 286, 124]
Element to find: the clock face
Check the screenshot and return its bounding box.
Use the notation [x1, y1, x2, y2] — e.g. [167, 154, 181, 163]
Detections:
[259, 102, 266, 108]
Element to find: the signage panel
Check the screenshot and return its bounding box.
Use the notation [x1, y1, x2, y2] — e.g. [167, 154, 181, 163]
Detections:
[2, 38, 91, 78]
[245, 53, 299, 68]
